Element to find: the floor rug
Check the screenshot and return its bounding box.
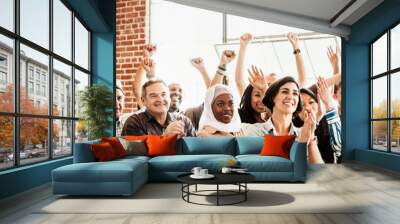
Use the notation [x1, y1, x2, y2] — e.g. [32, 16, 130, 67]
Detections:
[37, 183, 362, 214]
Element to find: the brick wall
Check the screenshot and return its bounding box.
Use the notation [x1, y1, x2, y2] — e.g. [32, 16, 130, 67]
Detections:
[116, 0, 147, 113]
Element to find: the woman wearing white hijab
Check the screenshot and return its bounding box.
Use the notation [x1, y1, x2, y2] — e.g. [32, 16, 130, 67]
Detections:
[197, 84, 241, 136]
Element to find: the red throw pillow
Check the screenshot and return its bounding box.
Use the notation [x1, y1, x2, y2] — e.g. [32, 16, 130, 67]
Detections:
[123, 135, 148, 141]
[91, 142, 117, 161]
[260, 135, 296, 159]
[146, 135, 177, 157]
[101, 137, 126, 158]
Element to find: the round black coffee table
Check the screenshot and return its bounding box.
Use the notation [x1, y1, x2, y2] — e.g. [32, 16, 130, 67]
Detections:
[177, 173, 255, 206]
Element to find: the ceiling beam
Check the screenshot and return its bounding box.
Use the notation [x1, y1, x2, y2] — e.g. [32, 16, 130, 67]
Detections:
[330, 0, 368, 27]
[165, 0, 351, 37]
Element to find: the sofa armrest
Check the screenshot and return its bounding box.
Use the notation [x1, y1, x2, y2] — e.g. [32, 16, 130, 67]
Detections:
[73, 140, 100, 163]
[289, 141, 307, 181]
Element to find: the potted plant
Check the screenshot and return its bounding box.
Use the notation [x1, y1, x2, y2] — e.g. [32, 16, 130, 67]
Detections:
[79, 84, 113, 140]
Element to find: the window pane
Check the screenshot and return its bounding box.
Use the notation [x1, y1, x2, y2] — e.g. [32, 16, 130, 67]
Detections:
[372, 121, 388, 151]
[0, 0, 14, 31]
[0, 116, 13, 170]
[20, 0, 49, 49]
[75, 18, 89, 69]
[391, 24, 400, 70]
[227, 14, 309, 39]
[0, 35, 14, 112]
[53, 0, 72, 60]
[150, 0, 222, 108]
[20, 117, 49, 165]
[392, 120, 400, 153]
[75, 120, 88, 143]
[372, 33, 387, 76]
[20, 44, 49, 115]
[372, 77, 387, 119]
[391, 72, 400, 118]
[74, 69, 89, 118]
[53, 59, 72, 117]
[53, 119, 72, 158]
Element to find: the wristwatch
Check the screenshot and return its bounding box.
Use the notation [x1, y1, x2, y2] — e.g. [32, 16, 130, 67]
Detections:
[293, 49, 301, 54]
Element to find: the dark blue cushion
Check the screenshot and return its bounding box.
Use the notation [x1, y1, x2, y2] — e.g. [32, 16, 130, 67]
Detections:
[178, 137, 236, 155]
[236, 155, 293, 172]
[148, 154, 235, 172]
[235, 137, 263, 155]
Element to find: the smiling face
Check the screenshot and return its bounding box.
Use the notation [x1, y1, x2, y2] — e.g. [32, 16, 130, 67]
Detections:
[299, 93, 318, 120]
[272, 82, 299, 115]
[142, 82, 170, 115]
[251, 88, 267, 113]
[212, 93, 234, 124]
[168, 83, 182, 111]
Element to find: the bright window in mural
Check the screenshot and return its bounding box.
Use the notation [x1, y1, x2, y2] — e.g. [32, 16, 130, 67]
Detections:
[0, 0, 91, 170]
[150, 0, 341, 109]
[371, 23, 400, 153]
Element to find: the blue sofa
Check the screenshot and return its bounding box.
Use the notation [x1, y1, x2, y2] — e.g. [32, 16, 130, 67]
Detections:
[52, 137, 307, 196]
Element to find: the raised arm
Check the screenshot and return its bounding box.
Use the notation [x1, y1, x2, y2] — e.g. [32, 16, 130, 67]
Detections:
[235, 33, 252, 97]
[327, 45, 340, 75]
[190, 57, 211, 88]
[288, 32, 306, 88]
[317, 77, 342, 162]
[210, 50, 236, 87]
[133, 44, 157, 109]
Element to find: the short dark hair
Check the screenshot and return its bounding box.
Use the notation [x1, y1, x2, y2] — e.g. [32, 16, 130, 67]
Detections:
[141, 79, 167, 98]
[262, 76, 302, 113]
[300, 88, 318, 102]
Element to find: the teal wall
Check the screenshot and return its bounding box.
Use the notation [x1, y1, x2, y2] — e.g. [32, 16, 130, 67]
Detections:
[344, 0, 400, 171]
[0, 0, 115, 200]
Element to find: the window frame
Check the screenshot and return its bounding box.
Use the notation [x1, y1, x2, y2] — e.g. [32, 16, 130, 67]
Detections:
[370, 20, 400, 154]
[0, 0, 92, 171]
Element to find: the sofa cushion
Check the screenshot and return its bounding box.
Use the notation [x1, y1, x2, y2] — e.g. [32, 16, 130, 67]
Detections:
[236, 155, 293, 172]
[235, 137, 263, 155]
[101, 137, 127, 158]
[91, 142, 118, 161]
[178, 137, 236, 155]
[148, 154, 235, 172]
[52, 159, 147, 183]
[74, 140, 100, 163]
[260, 135, 296, 159]
[147, 135, 177, 157]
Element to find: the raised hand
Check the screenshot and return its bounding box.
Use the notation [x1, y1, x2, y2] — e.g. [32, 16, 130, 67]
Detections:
[190, 57, 205, 70]
[143, 44, 157, 58]
[327, 45, 340, 73]
[240, 33, 253, 48]
[287, 32, 300, 49]
[141, 57, 156, 78]
[317, 77, 334, 110]
[220, 50, 236, 65]
[247, 65, 268, 91]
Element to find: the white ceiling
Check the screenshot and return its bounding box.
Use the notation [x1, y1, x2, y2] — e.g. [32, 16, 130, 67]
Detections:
[166, 0, 384, 37]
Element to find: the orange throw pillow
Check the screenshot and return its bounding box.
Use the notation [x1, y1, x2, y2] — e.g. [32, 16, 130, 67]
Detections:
[260, 135, 296, 159]
[91, 142, 117, 161]
[101, 137, 126, 158]
[123, 135, 148, 141]
[146, 135, 177, 157]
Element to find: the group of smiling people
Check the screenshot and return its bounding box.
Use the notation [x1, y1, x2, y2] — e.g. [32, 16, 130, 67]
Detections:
[120, 32, 342, 164]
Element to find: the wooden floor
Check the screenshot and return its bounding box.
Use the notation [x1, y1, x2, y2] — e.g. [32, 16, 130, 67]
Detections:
[1, 162, 400, 224]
